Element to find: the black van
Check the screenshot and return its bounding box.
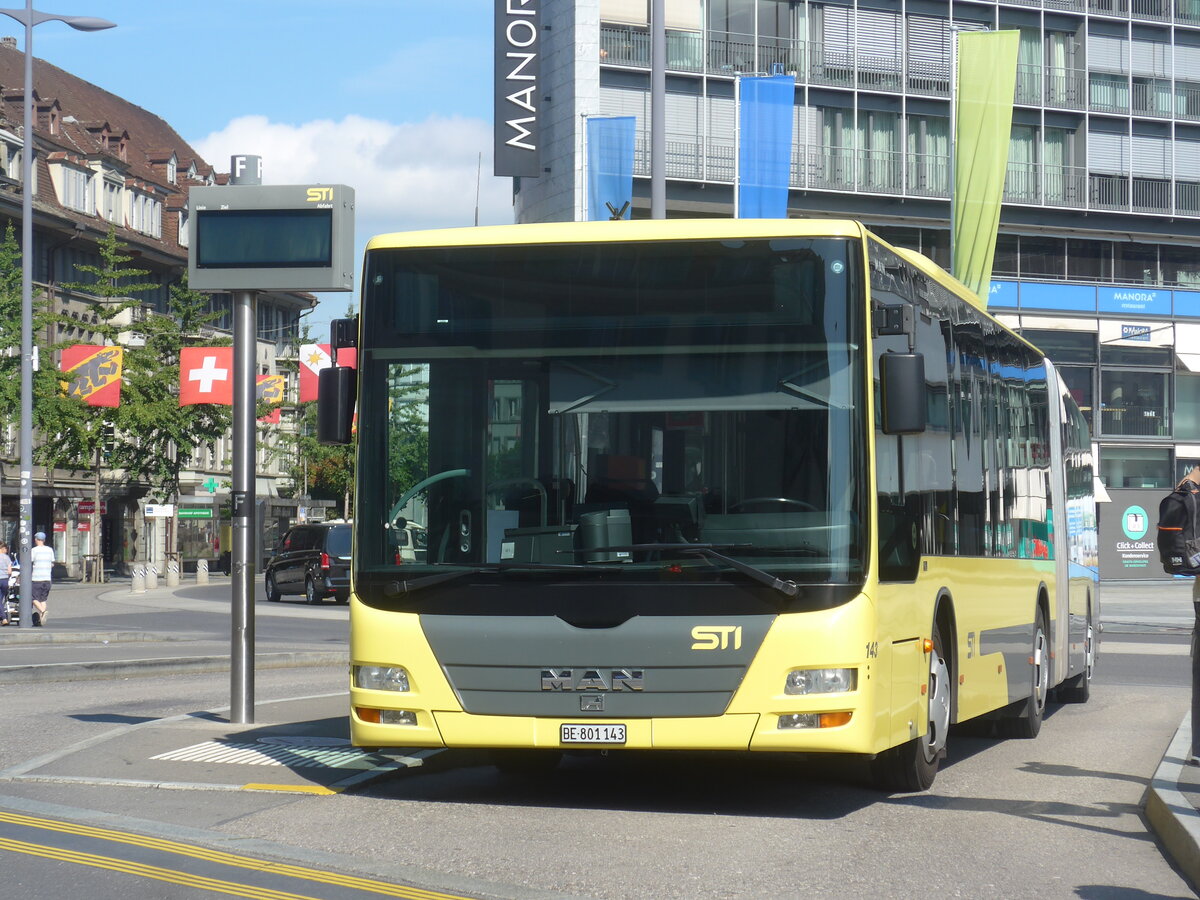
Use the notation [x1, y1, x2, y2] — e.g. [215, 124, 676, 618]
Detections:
[264, 522, 351, 604]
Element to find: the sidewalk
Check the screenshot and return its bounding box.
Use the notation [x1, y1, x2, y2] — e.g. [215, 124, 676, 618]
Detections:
[0, 574, 386, 796]
[0, 574, 346, 683]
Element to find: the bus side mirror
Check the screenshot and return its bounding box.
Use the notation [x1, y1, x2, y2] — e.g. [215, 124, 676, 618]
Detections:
[880, 352, 926, 435]
[317, 365, 356, 445]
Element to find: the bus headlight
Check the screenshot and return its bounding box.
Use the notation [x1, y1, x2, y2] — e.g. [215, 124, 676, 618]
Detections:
[785, 668, 856, 695]
[354, 665, 410, 692]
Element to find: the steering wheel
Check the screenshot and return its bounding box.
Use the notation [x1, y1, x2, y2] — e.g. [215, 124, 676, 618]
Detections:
[729, 497, 819, 513]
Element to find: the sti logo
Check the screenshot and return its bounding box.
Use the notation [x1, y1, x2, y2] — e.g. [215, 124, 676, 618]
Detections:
[306, 187, 334, 203]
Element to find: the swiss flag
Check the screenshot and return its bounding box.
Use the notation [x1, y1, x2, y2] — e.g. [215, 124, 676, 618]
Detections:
[299, 343, 357, 403]
[180, 347, 234, 406]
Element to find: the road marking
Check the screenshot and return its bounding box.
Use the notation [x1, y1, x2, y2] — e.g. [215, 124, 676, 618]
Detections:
[150, 739, 382, 769]
[1100, 641, 1189, 656]
[0, 810, 474, 899]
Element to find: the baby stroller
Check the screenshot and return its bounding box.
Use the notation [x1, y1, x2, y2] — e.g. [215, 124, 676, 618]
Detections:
[2, 567, 18, 625]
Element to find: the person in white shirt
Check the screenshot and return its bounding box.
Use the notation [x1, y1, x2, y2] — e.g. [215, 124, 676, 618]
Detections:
[30, 531, 54, 626]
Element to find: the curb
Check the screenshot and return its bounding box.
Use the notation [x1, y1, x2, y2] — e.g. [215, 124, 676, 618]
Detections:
[1144, 713, 1200, 892]
[0, 651, 347, 684]
[0, 630, 197, 646]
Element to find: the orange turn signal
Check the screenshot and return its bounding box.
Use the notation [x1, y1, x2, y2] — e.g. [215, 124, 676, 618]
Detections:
[922, 638, 934, 653]
[356, 707, 381, 724]
[818, 711, 853, 728]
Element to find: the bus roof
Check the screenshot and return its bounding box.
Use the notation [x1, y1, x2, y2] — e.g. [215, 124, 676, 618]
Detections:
[365, 218, 868, 251]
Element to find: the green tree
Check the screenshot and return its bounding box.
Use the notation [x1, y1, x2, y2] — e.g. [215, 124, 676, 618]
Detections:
[0, 223, 63, 452]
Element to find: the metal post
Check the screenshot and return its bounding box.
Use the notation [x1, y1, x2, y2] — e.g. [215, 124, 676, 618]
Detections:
[650, 0, 666, 218]
[17, 5, 32, 628]
[1192, 577, 1200, 762]
[231, 289, 257, 724]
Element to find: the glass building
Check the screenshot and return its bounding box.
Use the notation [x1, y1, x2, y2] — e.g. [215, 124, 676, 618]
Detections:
[516, 0, 1200, 495]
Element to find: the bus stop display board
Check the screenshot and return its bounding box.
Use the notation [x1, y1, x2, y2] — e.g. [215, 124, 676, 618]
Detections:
[187, 185, 355, 292]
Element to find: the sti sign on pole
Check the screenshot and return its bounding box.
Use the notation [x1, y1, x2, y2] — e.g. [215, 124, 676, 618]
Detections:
[188, 171, 354, 724]
[494, 0, 541, 177]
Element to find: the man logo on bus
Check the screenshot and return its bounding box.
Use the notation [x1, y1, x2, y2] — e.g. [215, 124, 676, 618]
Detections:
[691, 625, 743, 650]
[1122, 506, 1149, 541]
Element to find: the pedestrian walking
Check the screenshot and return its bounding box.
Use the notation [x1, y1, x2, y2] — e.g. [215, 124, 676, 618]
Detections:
[30, 531, 54, 626]
[0, 541, 10, 625]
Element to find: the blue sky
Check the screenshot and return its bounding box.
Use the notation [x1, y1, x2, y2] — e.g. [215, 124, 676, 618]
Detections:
[19, 0, 513, 333]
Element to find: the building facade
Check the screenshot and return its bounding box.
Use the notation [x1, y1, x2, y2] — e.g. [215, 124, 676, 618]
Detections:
[0, 40, 312, 578]
[518, 1, 1200, 559]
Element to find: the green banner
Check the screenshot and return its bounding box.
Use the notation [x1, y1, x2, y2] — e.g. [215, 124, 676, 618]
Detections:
[952, 30, 1019, 303]
[178, 508, 214, 519]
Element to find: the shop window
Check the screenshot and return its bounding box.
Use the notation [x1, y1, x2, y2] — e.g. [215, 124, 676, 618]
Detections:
[1176, 373, 1200, 442]
[1020, 330, 1096, 363]
[1100, 345, 1172, 367]
[1099, 370, 1169, 437]
[1067, 239, 1112, 282]
[1019, 236, 1067, 279]
[1100, 447, 1171, 489]
[1057, 365, 1095, 430]
[1114, 242, 1159, 284]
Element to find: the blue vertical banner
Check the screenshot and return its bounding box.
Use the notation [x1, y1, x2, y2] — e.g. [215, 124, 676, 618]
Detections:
[737, 74, 795, 218]
[586, 116, 636, 221]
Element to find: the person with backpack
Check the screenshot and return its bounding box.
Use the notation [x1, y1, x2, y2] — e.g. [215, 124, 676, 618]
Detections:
[1159, 466, 1200, 763]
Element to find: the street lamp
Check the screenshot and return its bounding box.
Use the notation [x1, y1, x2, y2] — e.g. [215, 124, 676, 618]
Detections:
[0, 2, 114, 627]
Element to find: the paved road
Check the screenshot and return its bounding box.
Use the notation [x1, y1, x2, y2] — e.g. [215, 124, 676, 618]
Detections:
[0, 577, 1194, 899]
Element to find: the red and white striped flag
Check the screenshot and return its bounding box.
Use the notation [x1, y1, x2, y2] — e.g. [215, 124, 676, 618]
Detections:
[299, 343, 357, 403]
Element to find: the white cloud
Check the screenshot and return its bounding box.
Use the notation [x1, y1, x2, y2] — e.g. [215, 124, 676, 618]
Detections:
[194, 114, 514, 240]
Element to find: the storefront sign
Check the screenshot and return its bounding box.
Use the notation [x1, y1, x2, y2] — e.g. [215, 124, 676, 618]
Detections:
[1099, 286, 1170, 316]
[1120, 324, 1151, 341]
[145, 504, 175, 517]
[53, 521, 66, 533]
[178, 508, 213, 519]
[76, 500, 107, 515]
[1099, 488, 1169, 580]
[493, 0, 541, 177]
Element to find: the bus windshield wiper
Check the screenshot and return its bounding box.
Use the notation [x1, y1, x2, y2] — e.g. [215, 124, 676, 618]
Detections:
[581, 543, 803, 598]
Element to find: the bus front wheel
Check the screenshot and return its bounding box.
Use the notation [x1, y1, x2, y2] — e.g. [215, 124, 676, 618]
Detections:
[871, 622, 950, 793]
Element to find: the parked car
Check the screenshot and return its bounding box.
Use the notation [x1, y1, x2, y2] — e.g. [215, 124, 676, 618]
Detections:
[264, 522, 351, 604]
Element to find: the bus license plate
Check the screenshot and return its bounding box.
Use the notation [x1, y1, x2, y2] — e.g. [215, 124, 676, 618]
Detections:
[560, 723, 626, 745]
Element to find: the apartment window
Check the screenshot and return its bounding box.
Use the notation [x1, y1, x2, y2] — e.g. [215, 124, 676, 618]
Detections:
[59, 166, 94, 214]
[167, 154, 177, 185]
[178, 208, 189, 248]
[129, 192, 162, 238]
[102, 179, 121, 224]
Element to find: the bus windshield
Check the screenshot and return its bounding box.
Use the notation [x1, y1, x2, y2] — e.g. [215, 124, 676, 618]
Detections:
[355, 236, 867, 590]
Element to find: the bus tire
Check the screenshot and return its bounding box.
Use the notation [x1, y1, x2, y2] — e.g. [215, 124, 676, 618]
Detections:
[871, 622, 950, 793]
[490, 749, 562, 776]
[1056, 606, 1093, 704]
[999, 606, 1049, 738]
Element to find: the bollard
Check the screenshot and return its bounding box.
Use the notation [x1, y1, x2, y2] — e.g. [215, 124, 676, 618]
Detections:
[196, 557, 209, 585]
[166, 558, 180, 588]
[131, 565, 145, 593]
[146, 565, 158, 590]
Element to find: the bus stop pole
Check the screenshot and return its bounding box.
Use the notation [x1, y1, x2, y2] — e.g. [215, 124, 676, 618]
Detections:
[231, 288, 257, 724]
[1193, 577, 1200, 762]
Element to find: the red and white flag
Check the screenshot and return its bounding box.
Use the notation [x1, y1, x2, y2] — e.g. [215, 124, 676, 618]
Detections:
[299, 343, 357, 403]
[180, 347, 233, 406]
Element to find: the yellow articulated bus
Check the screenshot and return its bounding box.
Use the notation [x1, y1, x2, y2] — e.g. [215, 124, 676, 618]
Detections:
[319, 219, 1098, 792]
